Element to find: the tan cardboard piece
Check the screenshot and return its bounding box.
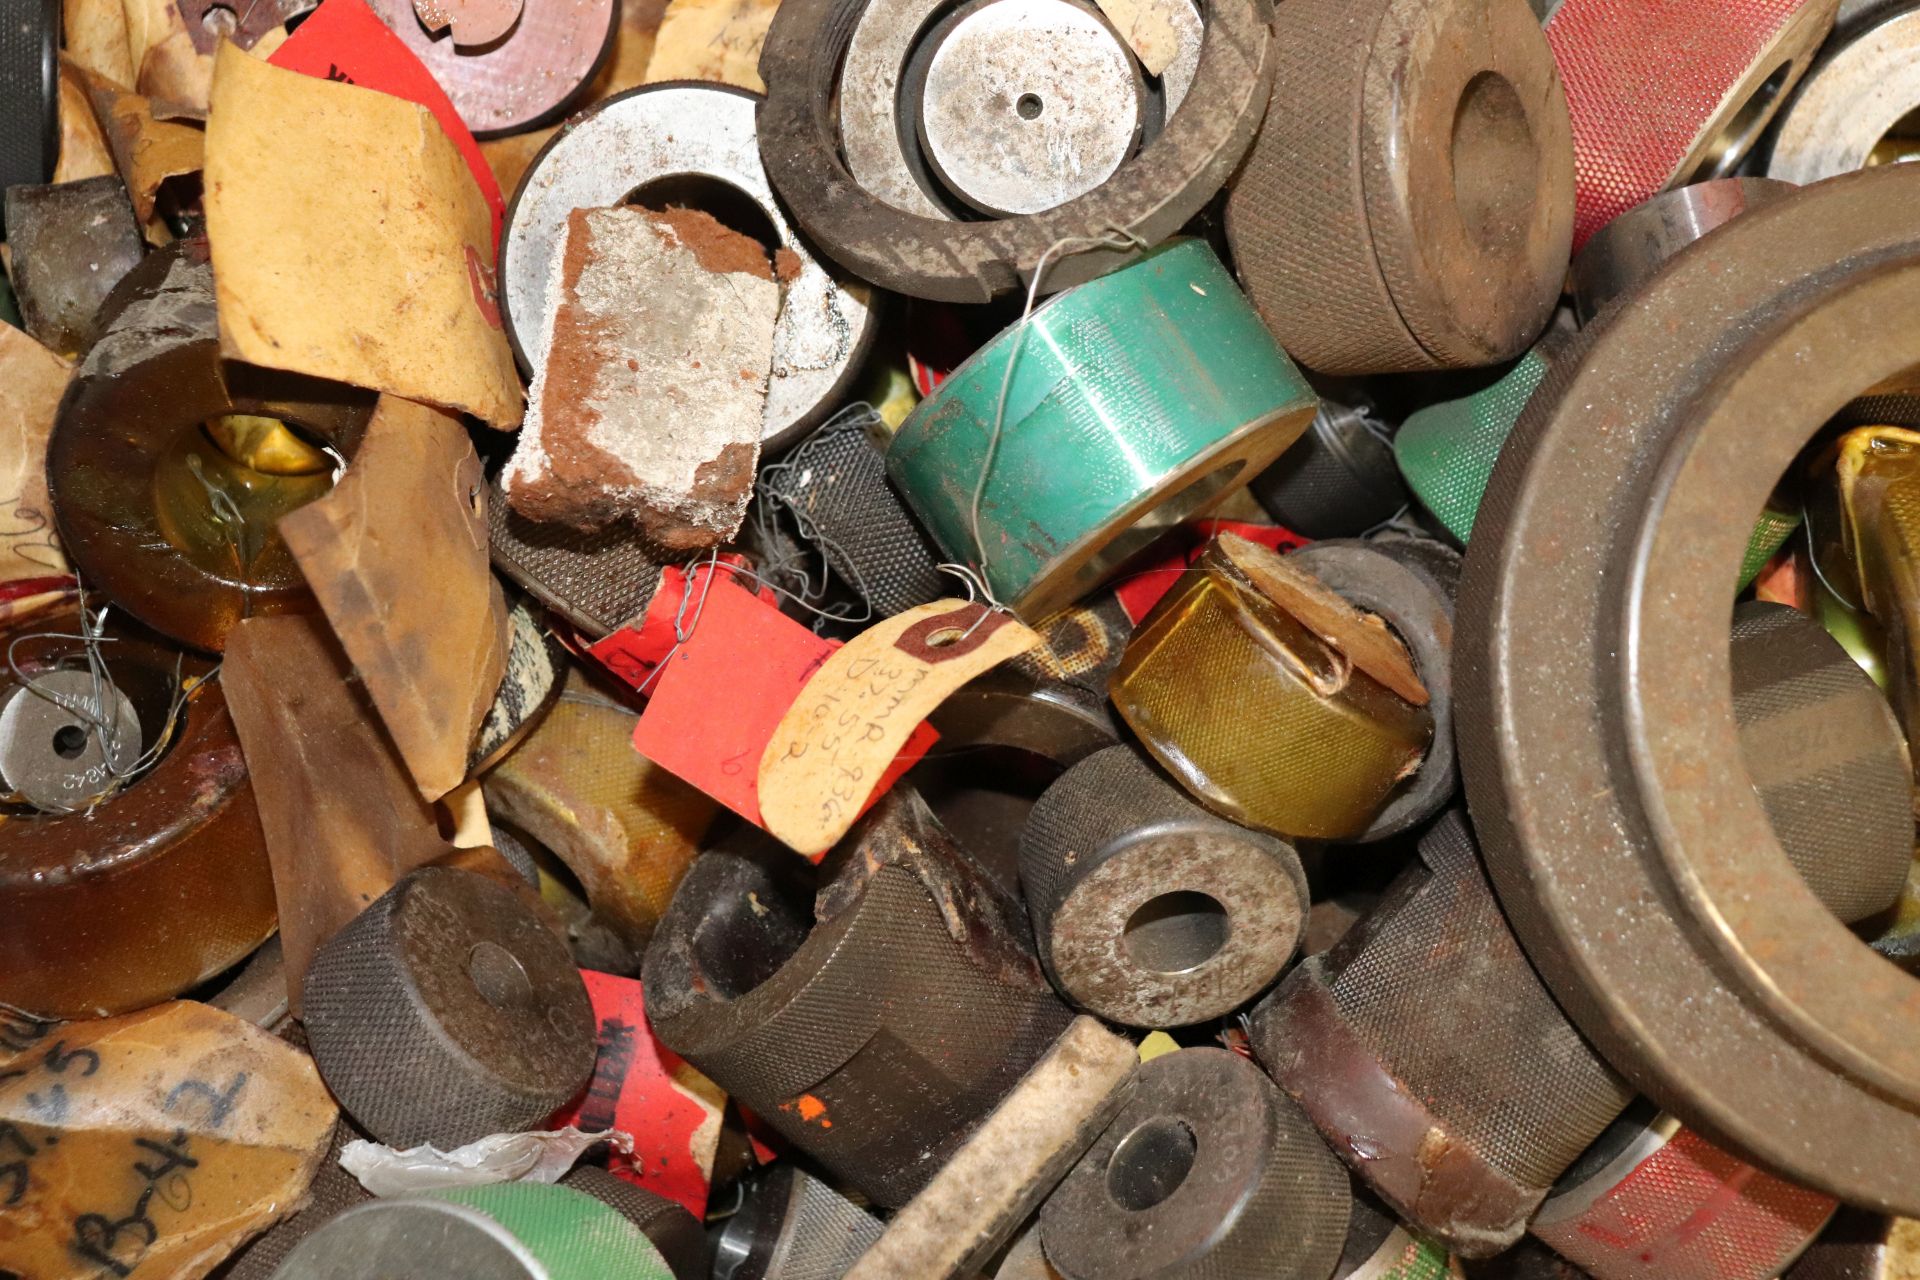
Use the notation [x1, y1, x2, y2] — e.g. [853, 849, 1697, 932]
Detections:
[220, 614, 451, 1012]
[760, 600, 1042, 857]
[0, 327, 72, 585]
[203, 46, 523, 429]
[72, 63, 204, 231]
[0, 1001, 338, 1280]
[644, 0, 780, 91]
[281, 396, 510, 801]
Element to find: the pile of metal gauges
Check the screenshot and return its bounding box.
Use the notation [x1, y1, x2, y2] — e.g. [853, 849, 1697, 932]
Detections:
[4, 0, 1920, 1276]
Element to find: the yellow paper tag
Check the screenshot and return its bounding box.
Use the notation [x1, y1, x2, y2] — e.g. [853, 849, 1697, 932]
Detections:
[643, 0, 779, 92]
[760, 600, 1040, 857]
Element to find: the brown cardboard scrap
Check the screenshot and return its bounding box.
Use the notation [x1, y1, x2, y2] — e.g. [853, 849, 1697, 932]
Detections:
[221, 613, 452, 1012]
[503, 206, 774, 543]
[203, 45, 523, 429]
[73, 62, 204, 226]
[63, 0, 135, 86]
[53, 67, 117, 183]
[643, 0, 779, 92]
[0, 1001, 338, 1280]
[0, 327, 73, 584]
[280, 395, 510, 801]
[1091, 0, 1181, 77]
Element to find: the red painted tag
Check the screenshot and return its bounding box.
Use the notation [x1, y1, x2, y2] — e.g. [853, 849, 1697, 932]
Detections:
[550, 970, 722, 1216]
[590, 557, 771, 693]
[630, 576, 937, 840]
[1113, 520, 1310, 624]
[269, 0, 505, 248]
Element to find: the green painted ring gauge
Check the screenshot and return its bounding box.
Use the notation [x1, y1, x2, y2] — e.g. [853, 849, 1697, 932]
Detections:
[886, 238, 1318, 620]
[271, 1184, 676, 1280]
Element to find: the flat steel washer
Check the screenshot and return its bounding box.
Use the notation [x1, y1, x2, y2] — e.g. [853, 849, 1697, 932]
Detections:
[1455, 164, 1920, 1212]
[0, 670, 142, 811]
[499, 83, 877, 453]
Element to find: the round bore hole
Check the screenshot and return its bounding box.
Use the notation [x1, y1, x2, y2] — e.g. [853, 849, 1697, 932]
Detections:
[1872, 103, 1920, 168]
[468, 941, 535, 1009]
[625, 175, 784, 272]
[926, 627, 966, 648]
[1689, 61, 1794, 181]
[1106, 1117, 1198, 1212]
[1123, 890, 1229, 973]
[51, 725, 88, 760]
[1016, 93, 1044, 120]
[1450, 71, 1537, 253]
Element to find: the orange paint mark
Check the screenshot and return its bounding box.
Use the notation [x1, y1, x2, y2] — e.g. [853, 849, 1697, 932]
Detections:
[783, 1093, 833, 1128]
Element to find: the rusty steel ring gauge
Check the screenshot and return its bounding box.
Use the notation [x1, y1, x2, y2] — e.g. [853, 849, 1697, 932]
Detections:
[1767, 4, 1920, 182]
[1021, 745, 1308, 1028]
[1530, 1103, 1837, 1280]
[1570, 178, 1795, 325]
[301, 865, 598, 1149]
[360, 0, 617, 137]
[1225, 0, 1573, 374]
[559, 1167, 708, 1280]
[642, 795, 1071, 1208]
[757, 0, 1274, 302]
[499, 84, 877, 455]
[1454, 164, 1920, 1212]
[1291, 538, 1458, 843]
[1545, 0, 1836, 248]
[4, 176, 146, 360]
[712, 1166, 886, 1280]
[47, 241, 376, 653]
[839, 0, 1199, 221]
[1039, 1047, 1351, 1280]
[0, 613, 276, 1020]
[0, 0, 57, 239]
[1248, 402, 1409, 540]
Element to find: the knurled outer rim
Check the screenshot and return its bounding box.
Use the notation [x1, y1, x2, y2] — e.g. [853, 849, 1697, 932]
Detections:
[0, 0, 58, 238]
[560, 1167, 707, 1280]
[755, 0, 1276, 302]
[1548, 0, 1837, 249]
[1040, 1047, 1352, 1280]
[1291, 542, 1455, 842]
[1226, 0, 1571, 373]
[301, 866, 597, 1148]
[1252, 957, 1543, 1256]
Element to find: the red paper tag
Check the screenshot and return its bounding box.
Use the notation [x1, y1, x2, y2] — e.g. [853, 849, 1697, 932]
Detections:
[590, 558, 772, 693]
[1113, 520, 1310, 624]
[269, 0, 505, 248]
[630, 576, 937, 839]
[550, 971, 721, 1217]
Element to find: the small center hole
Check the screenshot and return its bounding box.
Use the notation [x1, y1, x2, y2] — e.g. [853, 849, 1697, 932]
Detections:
[1450, 71, 1537, 253]
[1106, 1117, 1198, 1212]
[926, 627, 965, 648]
[468, 941, 534, 1009]
[1123, 890, 1229, 973]
[1017, 93, 1043, 120]
[51, 725, 88, 760]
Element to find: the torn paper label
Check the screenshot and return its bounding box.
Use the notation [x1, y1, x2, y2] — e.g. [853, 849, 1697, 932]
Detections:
[341, 1127, 634, 1197]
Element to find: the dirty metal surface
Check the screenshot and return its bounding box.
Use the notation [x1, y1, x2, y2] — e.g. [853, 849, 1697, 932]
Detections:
[1247, 401, 1408, 539]
[1040, 1047, 1351, 1280]
[1250, 810, 1634, 1257]
[711, 1166, 886, 1280]
[642, 793, 1071, 1209]
[1021, 744, 1306, 1027]
[1570, 177, 1794, 324]
[1768, 4, 1920, 181]
[1454, 165, 1920, 1212]
[0, 0, 56, 238]
[758, 0, 1273, 301]
[2, 176, 145, 359]
[301, 866, 597, 1149]
[1226, 0, 1574, 372]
